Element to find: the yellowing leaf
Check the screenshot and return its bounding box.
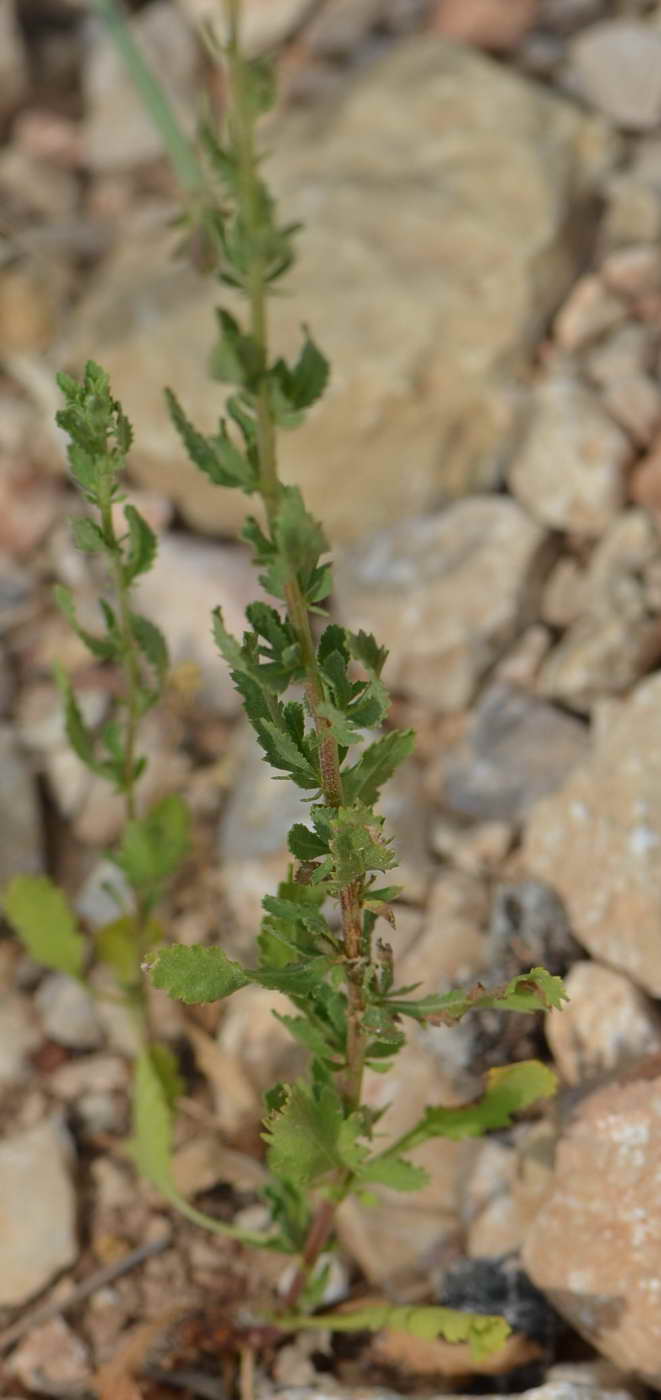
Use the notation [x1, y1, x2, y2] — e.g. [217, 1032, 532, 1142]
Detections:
[2, 874, 85, 978]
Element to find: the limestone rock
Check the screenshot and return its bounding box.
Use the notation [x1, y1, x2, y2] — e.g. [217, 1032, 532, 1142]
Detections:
[35, 972, 103, 1050]
[60, 38, 608, 542]
[334, 499, 549, 710]
[83, 1, 198, 170]
[567, 20, 661, 131]
[398, 870, 489, 991]
[541, 556, 587, 628]
[546, 960, 661, 1085]
[0, 1117, 77, 1306]
[507, 375, 628, 535]
[440, 682, 588, 823]
[523, 1064, 661, 1381]
[524, 673, 661, 995]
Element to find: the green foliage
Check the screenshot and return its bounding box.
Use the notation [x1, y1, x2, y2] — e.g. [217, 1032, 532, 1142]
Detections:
[385, 966, 569, 1025]
[150, 943, 250, 1002]
[2, 875, 85, 978]
[281, 1303, 511, 1363]
[113, 795, 190, 908]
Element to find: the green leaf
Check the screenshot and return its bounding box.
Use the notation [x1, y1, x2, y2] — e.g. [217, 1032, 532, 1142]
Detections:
[327, 805, 396, 887]
[270, 329, 329, 426]
[209, 308, 263, 387]
[390, 1061, 558, 1156]
[123, 505, 157, 583]
[279, 1303, 510, 1363]
[149, 943, 250, 1003]
[2, 874, 85, 978]
[343, 729, 415, 805]
[54, 586, 117, 663]
[114, 794, 190, 893]
[358, 1154, 429, 1192]
[263, 1082, 364, 1188]
[347, 629, 389, 678]
[131, 1047, 280, 1247]
[71, 516, 106, 553]
[390, 967, 569, 1025]
[287, 823, 327, 862]
[165, 388, 256, 493]
[130, 612, 169, 686]
[93, 914, 161, 984]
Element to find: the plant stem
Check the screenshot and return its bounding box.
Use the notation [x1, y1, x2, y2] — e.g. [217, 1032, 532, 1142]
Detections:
[224, 0, 368, 1300]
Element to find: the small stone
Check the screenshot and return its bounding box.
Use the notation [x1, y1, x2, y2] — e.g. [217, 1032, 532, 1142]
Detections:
[177, 0, 309, 53]
[0, 994, 41, 1086]
[218, 986, 303, 1099]
[432, 0, 538, 50]
[523, 1064, 661, 1381]
[306, 0, 383, 56]
[440, 683, 588, 823]
[399, 870, 489, 991]
[133, 533, 256, 716]
[335, 498, 548, 711]
[524, 672, 661, 995]
[507, 374, 628, 535]
[540, 0, 606, 33]
[568, 20, 661, 131]
[495, 623, 550, 687]
[0, 1117, 77, 1306]
[462, 1138, 523, 1258]
[538, 509, 661, 709]
[601, 174, 661, 248]
[0, 555, 34, 633]
[9, 1317, 90, 1395]
[541, 556, 587, 628]
[430, 817, 513, 875]
[35, 972, 103, 1049]
[50, 1054, 128, 1099]
[586, 320, 656, 387]
[600, 373, 661, 447]
[553, 274, 624, 351]
[546, 960, 661, 1085]
[631, 431, 661, 516]
[601, 243, 661, 299]
[83, 1, 198, 171]
[488, 878, 579, 975]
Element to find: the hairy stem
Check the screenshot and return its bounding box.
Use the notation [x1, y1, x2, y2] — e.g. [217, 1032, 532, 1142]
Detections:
[225, 0, 368, 1301]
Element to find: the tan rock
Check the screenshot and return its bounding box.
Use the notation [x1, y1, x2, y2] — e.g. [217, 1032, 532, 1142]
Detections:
[553, 274, 624, 351]
[524, 673, 661, 995]
[523, 1065, 661, 1381]
[432, 0, 538, 51]
[600, 374, 661, 447]
[9, 1317, 90, 1394]
[507, 375, 629, 536]
[568, 20, 661, 131]
[0, 1118, 77, 1306]
[546, 960, 661, 1085]
[58, 38, 609, 543]
[601, 243, 661, 299]
[602, 175, 661, 249]
[399, 870, 489, 990]
[334, 498, 548, 710]
[541, 556, 587, 628]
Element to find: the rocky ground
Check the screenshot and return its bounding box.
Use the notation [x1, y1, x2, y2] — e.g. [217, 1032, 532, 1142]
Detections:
[3, 0, 661, 1396]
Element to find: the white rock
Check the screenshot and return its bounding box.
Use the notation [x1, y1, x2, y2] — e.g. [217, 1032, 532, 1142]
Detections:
[568, 20, 661, 130]
[35, 972, 103, 1049]
[0, 1118, 77, 1306]
[525, 672, 661, 995]
[335, 498, 548, 710]
[546, 960, 661, 1084]
[507, 375, 628, 535]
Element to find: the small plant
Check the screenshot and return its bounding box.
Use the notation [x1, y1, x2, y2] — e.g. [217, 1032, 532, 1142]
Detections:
[3, 0, 568, 1371]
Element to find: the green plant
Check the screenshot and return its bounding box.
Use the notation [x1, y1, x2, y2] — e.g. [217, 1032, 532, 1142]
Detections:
[3, 0, 568, 1369]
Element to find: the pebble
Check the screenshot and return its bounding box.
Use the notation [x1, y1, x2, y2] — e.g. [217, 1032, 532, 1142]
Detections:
[601, 243, 661, 299]
[553, 274, 624, 351]
[541, 556, 587, 628]
[335, 498, 548, 711]
[507, 374, 628, 535]
[601, 174, 661, 249]
[525, 672, 661, 995]
[0, 723, 43, 888]
[0, 1117, 77, 1306]
[432, 0, 538, 51]
[35, 971, 102, 1050]
[0, 994, 41, 1087]
[439, 683, 588, 824]
[546, 960, 661, 1085]
[524, 1064, 661, 1381]
[398, 870, 489, 991]
[567, 20, 661, 130]
[8, 1316, 90, 1394]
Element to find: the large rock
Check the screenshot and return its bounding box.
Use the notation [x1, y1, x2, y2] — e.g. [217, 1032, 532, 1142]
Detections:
[524, 673, 661, 996]
[567, 20, 661, 131]
[334, 499, 549, 709]
[523, 1063, 661, 1382]
[0, 1117, 77, 1306]
[59, 38, 608, 543]
[546, 960, 661, 1085]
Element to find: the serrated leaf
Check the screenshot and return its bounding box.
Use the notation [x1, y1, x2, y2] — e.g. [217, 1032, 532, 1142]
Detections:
[149, 943, 250, 1003]
[287, 823, 327, 862]
[390, 967, 569, 1025]
[54, 586, 117, 663]
[130, 612, 169, 685]
[263, 1082, 363, 1188]
[2, 874, 85, 978]
[270, 330, 329, 427]
[123, 505, 157, 583]
[71, 516, 106, 553]
[209, 308, 262, 387]
[280, 1304, 510, 1363]
[390, 1061, 557, 1156]
[343, 729, 415, 805]
[114, 794, 190, 893]
[347, 629, 389, 678]
[165, 388, 256, 493]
